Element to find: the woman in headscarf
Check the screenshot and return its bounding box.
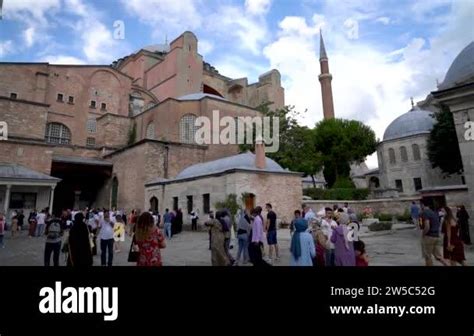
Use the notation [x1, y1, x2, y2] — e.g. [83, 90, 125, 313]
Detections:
[67, 213, 93, 267]
[135, 212, 166, 267]
[290, 218, 315, 266]
[205, 211, 230, 266]
[331, 213, 356, 266]
[457, 205, 471, 245]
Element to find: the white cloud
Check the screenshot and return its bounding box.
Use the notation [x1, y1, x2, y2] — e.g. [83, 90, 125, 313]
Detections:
[42, 55, 86, 65]
[245, 0, 272, 16]
[0, 40, 14, 57]
[64, 0, 129, 64]
[4, 0, 60, 23]
[23, 27, 35, 47]
[213, 55, 267, 82]
[198, 40, 214, 56]
[343, 18, 359, 39]
[375, 16, 391, 25]
[121, 0, 202, 38]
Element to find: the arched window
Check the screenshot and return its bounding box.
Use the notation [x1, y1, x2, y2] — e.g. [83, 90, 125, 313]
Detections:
[400, 146, 408, 162]
[45, 122, 71, 144]
[111, 177, 119, 209]
[388, 148, 396, 165]
[412, 144, 421, 161]
[180, 114, 197, 144]
[146, 122, 155, 139]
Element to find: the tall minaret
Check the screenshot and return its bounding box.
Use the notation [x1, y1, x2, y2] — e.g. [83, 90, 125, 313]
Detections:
[319, 30, 335, 120]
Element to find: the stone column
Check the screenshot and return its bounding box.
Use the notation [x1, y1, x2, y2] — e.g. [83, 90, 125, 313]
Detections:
[3, 185, 11, 214]
[49, 186, 56, 214]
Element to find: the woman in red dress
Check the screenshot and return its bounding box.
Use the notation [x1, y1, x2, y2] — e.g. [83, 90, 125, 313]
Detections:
[135, 212, 166, 267]
[442, 206, 466, 266]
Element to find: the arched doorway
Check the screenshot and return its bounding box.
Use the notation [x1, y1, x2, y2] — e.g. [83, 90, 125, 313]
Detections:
[203, 84, 224, 98]
[150, 196, 158, 212]
[111, 177, 118, 209]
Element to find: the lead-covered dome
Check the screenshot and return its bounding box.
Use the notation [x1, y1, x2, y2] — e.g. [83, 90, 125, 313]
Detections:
[439, 41, 474, 90]
[383, 106, 435, 141]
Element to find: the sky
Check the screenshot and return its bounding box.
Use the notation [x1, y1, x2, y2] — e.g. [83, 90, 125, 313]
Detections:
[1, 0, 473, 168]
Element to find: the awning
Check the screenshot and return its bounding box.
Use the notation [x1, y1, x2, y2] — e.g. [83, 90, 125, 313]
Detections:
[52, 155, 113, 167]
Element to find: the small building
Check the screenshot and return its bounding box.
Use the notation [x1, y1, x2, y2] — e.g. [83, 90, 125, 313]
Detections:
[0, 163, 60, 217]
[145, 143, 303, 226]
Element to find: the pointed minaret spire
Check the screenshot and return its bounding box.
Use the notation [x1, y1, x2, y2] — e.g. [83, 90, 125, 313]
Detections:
[320, 29, 328, 60]
[318, 29, 335, 120]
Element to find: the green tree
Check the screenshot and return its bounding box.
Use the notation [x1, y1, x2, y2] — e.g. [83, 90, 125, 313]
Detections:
[214, 194, 240, 218]
[312, 118, 378, 188]
[427, 105, 463, 176]
[127, 121, 137, 145]
[240, 105, 323, 186]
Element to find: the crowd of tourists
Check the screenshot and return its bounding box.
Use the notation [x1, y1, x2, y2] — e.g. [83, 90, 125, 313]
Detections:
[0, 200, 471, 267]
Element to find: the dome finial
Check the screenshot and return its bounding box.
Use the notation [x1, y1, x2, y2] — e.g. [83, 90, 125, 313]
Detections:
[410, 97, 414, 108]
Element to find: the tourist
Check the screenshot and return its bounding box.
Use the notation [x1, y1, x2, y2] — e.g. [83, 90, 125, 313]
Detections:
[420, 201, 449, 266]
[44, 216, 63, 267]
[36, 209, 47, 237]
[343, 202, 349, 213]
[442, 206, 466, 266]
[135, 212, 166, 267]
[457, 205, 471, 245]
[410, 201, 420, 226]
[348, 208, 358, 223]
[163, 209, 172, 240]
[205, 212, 230, 266]
[87, 211, 99, 256]
[98, 210, 115, 267]
[235, 209, 251, 265]
[290, 218, 315, 266]
[248, 206, 269, 267]
[265, 203, 280, 262]
[0, 212, 5, 248]
[354, 240, 369, 267]
[114, 214, 125, 253]
[218, 210, 234, 264]
[321, 207, 337, 266]
[290, 210, 302, 236]
[17, 210, 24, 234]
[190, 209, 199, 231]
[304, 205, 316, 224]
[176, 208, 183, 234]
[312, 223, 328, 267]
[28, 209, 37, 237]
[10, 210, 18, 238]
[67, 213, 93, 267]
[331, 213, 356, 266]
[128, 209, 138, 236]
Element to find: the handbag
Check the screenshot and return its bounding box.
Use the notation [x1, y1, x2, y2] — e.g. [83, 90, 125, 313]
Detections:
[128, 234, 139, 262]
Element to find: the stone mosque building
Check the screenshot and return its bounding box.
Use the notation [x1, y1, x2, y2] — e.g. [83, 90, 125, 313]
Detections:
[0, 31, 290, 218]
[357, 41, 474, 216]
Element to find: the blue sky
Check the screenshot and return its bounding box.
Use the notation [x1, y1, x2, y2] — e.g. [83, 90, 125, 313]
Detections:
[1, 0, 473, 167]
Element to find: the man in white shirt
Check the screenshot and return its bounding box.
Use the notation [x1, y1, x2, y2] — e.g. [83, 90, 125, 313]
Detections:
[320, 207, 337, 266]
[98, 210, 115, 266]
[35, 210, 47, 237]
[304, 205, 316, 223]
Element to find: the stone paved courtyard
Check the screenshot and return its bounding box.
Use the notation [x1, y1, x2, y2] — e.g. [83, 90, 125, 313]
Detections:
[0, 227, 473, 266]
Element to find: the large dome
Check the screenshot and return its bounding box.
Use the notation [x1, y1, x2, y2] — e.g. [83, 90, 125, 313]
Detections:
[383, 106, 435, 141]
[439, 41, 474, 90]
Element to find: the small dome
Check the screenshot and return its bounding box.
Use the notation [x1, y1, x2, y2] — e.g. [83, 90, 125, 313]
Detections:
[439, 41, 474, 90]
[176, 152, 284, 180]
[383, 107, 435, 141]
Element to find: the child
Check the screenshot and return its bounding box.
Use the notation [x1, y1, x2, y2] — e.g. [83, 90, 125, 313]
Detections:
[0, 212, 5, 248]
[354, 240, 369, 267]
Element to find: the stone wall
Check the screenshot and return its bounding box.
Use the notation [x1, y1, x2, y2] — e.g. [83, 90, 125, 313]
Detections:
[0, 99, 48, 140]
[0, 141, 53, 174]
[304, 198, 419, 216]
[145, 171, 302, 225]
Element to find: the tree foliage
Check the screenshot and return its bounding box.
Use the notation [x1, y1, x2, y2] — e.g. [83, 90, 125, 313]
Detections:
[427, 105, 463, 176]
[239, 105, 323, 184]
[312, 118, 378, 187]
